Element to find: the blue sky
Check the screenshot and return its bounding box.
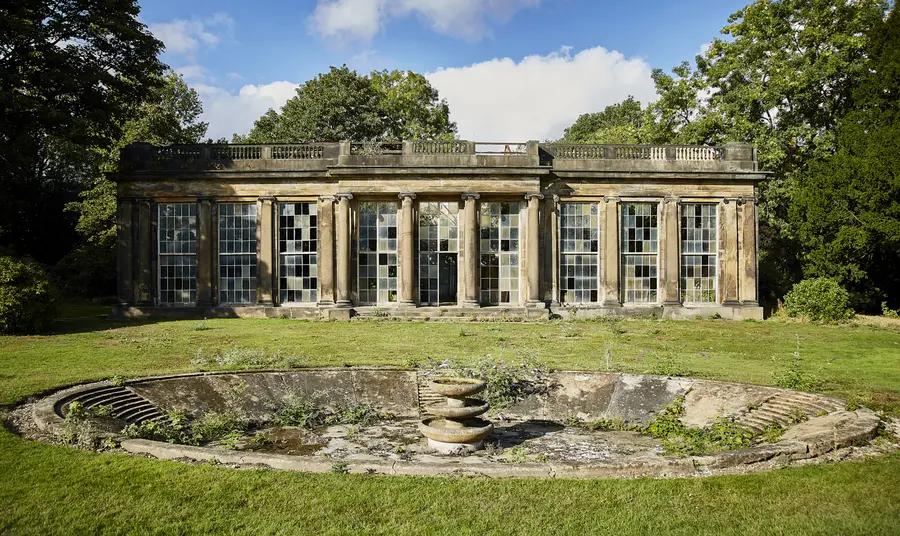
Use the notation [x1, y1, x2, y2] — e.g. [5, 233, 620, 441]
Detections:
[140, 0, 749, 141]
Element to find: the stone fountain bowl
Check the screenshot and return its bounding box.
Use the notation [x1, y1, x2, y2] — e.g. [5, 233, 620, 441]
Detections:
[425, 399, 489, 419]
[419, 417, 493, 444]
[429, 378, 486, 398]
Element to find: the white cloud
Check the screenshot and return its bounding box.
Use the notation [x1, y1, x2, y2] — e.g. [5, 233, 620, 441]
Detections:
[308, 0, 541, 43]
[197, 81, 300, 140]
[149, 13, 235, 56]
[175, 65, 208, 81]
[426, 46, 657, 141]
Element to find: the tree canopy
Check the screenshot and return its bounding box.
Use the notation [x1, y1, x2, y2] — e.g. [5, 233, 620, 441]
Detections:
[239, 66, 456, 143]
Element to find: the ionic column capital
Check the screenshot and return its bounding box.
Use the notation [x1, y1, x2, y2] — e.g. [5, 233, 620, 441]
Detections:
[663, 196, 680, 204]
[258, 196, 277, 203]
[461, 192, 480, 201]
[603, 195, 620, 203]
[552, 194, 560, 204]
[398, 193, 417, 202]
[335, 193, 354, 201]
[524, 193, 544, 201]
[318, 195, 336, 203]
[722, 197, 742, 205]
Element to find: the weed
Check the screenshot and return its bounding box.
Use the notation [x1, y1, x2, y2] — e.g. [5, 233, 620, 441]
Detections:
[91, 404, 114, 417]
[846, 397, 862, 411]
[772, 336, 820, 391]
[109, 375, 127, 387]
[273, 393, 328, 428]
[344, 425, 361, 440]
[761, 423, 785, 443]
[789, 408, 809, 424]
[218, 431, 244, 449]
[193, 318, 211, 331]
[191, 345, 307, 369]
[504, 446, 530, 464]
[882, 302, 900, 319]
[246, 431, 270, 449]
[194, 411, 248, 442]
[329, 403, 380, 427]
[122, 410, 201, 445]
[330, 461, 350, 474]
[744, 401, 761, 411]
[646, 345, 690, 377]
[58, 414, 99, 450]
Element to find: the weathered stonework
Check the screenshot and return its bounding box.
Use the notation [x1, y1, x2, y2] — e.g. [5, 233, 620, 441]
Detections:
[110, 140, 769, 320]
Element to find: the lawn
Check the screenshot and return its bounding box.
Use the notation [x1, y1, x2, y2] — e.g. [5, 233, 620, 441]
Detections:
[1, 306, 900, 535]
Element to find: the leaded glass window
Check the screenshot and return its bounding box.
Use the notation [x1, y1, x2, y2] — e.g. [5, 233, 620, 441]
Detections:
[279, 202, 318, 303]
[419, 202, 459, 305]
[218, 203, 257, 304]
[358, 202, 398, 304]
[559, 203, 600, 303]
[479, 202, 520, 305]
[680, 203, 718, 303]
[158, 203, 197, 305]
[621, 203, 658, 303]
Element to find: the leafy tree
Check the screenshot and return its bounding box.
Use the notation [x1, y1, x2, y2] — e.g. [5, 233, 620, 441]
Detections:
[240, 65, 456, 142]
[791, 8, 900, 311]
[560, 96, 649, 144]
[60, 72, 207, 297]
[0, 0, 165, 262]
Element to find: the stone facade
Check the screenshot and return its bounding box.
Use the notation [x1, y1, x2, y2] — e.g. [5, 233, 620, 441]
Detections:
[110, 140, 768, 320]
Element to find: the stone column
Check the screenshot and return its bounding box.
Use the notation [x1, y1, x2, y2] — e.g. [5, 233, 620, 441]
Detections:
[317, 196, 336, 306]
[136, 199, 153, 305]
[335, 193, 353, 307]
[722, 198, 741, 306]
[196, 198, 214, 306]
[601, 196, 621, 306]
[661, 197, 681, 306]
[116, 199, 134, 304]
[542, 195, 560, 306]
[257, 197, 275, 306]
[461, 193, 480, 307]
[740, 197, 760, 306]
[398, 193, 417, 307]
[525, 193, 543, 306]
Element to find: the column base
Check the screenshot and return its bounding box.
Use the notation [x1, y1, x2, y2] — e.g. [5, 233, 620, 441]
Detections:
[525, 300, 544, 309]
[663, 300, 682, 307]
[335, 300, 352, 308]
[398, 300, 417, 308]
[741, 300, 760, 307]
[602, 299, 621, 307]
[317, 300, 335, 308]
[722, 300, 742, 307]
[460, 299, 480, 308]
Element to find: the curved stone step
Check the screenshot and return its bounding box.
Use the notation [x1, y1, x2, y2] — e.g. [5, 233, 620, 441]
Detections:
[59, 385, 163, 425]
[121, 406, 164, 424]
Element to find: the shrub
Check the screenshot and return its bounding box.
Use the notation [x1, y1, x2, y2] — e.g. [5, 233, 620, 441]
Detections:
[0, 255, 57, 334]
[782, 277, 853, 322]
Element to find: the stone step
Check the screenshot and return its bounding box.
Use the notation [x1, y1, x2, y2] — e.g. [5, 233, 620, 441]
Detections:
[121, 406, 163, 424]
[85, 392, 140, 409]
[75, 387, 130, 407]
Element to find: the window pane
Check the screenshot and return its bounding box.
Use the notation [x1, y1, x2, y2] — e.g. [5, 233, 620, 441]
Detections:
[559, 203, 600, 304]
[480, 202, 520, 305]
[419, 202, 459, 305]
[158, 203, 197, 305]
[279, 202, 318, 303]
[621, 203, 658, 303]
[358, 202, 397, 305]
[681, 203, 718, 303]
[218, 203, 257, 304]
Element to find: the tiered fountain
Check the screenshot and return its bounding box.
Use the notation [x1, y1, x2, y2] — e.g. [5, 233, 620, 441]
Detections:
[418, 377, 493, 454]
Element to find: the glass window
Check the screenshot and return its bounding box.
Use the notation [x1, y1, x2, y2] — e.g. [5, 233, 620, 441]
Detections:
[479, 202, 520, 305]
[358, 202, 398, 304]
[621, 203, 658, 303]
[218, 203, 257, 304]
[680, 203, 718, 303]
[419, 201, 459, 305]
[279, 202, 318, 303]
[559, 203, 600, 304]
[158, 203, 197, 305]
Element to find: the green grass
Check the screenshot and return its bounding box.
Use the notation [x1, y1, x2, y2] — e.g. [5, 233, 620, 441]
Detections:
[2, 308, 900, 534]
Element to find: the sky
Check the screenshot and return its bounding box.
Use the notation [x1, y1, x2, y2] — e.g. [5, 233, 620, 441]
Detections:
[139, 0, 749, 142]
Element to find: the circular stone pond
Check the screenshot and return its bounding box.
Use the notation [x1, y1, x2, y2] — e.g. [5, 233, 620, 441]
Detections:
[31, 368, 882, 478]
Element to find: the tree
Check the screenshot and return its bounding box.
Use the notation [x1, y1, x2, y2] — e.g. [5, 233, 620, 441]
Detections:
[60, 72, 207, 297]
[240, 66, 456, 142]
[560, 96, 649, 144]
[791, 8, 900, 311]
[0, 0, 165, 261]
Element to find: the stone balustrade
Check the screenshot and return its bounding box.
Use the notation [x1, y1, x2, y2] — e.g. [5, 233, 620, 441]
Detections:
[118, 140, 756, 173]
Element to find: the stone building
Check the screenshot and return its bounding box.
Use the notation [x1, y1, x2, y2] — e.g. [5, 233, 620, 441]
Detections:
[111, 140, 768, 320]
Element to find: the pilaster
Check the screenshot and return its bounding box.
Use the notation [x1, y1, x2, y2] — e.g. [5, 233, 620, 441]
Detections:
[136, 199, 153, 305]
[257, 196, 275, 306]
[196, 198, 214, 306]
[335, 193, 353, 307]
[398, 193, 417, 307]
[525, 193, 543, 307]
[661, 196, 681, 306]
[601, 196, 621, 307]
[722, 197, 741, 306]
[317, 196, 336, 306]
[542, 195, 560, 306]
[740, 196, 760, 306]
[461, 193, 480, 307]
[116, 199, 134, 304]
